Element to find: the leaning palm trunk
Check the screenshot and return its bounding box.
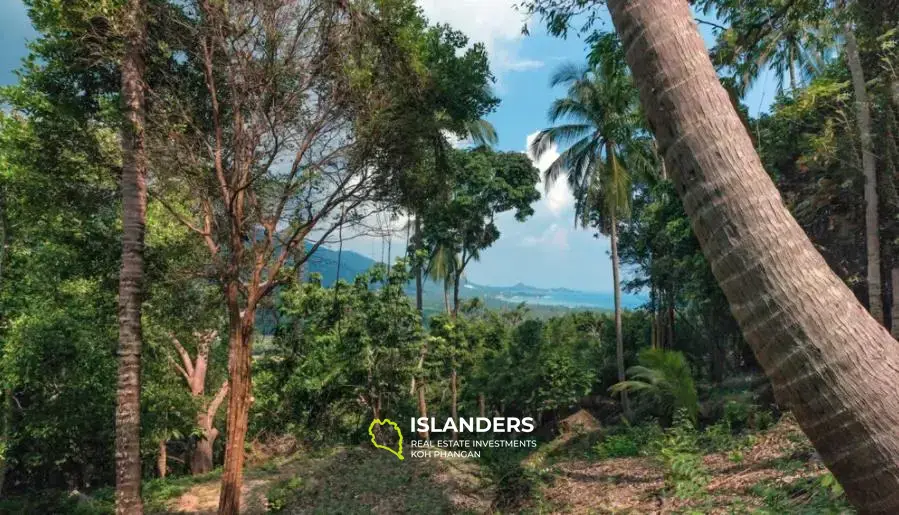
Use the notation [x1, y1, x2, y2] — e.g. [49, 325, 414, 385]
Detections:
[607, 0, 899, 511]
[893, 267, 899, 339]
[115, 0, 148, 512]
[844, 24, 884, 323]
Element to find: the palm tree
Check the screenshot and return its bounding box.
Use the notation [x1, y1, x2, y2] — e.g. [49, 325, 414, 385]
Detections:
[710, 2, 831, 95]
[610, 348, 699, 424]
[606, 0, 899, 510]
[425, 242, 460, 314]
[409, 117, 497, 314]
[530, 51, 655, 418]
[115, 0, 148, 512]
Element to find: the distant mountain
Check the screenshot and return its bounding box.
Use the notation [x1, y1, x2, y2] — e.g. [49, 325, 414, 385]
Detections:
[303, 244, 378, 286]
[302, 244, 648, 311]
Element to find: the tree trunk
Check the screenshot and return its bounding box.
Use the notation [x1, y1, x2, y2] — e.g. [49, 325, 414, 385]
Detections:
[452, 271, 461, 317]
[607, 0, 899, 511]
[478, 392, 486, 418]
[192, 381, 228, 475]
[218, 298, 254, 515]
[710, 337, 725, 384]
[415, 215, 423, 313]
[892, 268, 899, 339]
[115, 1, 148, 512]
[610, 213, 629, 417]
[0, 184, 9, 497]
[788, 44, 798, 92]
[844, 23, 884, 324]
[157, 440, 167, 478]
[417, 382, 429, 440]
[192, 428, 216, 475]
[0, 389, 11, 497]
[667, 294, 676, 347]
[450, 368, 458, 440]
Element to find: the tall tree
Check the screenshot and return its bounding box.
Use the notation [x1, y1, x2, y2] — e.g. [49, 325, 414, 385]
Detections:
[530, 53, 654, 418]
[146, 1, 436, 511]
[595, 0, 899, 510]
[115, 0, 148, 511]
[421, 147, 540, 316]
[842, 12, 884, 323]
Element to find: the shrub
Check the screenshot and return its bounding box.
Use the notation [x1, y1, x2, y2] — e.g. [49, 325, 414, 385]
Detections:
[267, 477, 303, 512]
[610, 349, 699, 424]
[658, 410, 709, 500]
[595, 433, 640, 458]
[594, 422, 664, 459]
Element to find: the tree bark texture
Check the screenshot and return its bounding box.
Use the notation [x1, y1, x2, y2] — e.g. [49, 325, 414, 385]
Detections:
[218, 295, 254, 515]
[115, 0, 148, 511]
[893, 268, 899, 339]
[607, 1, 899, 511]
[157, 440, 167, 479]
[170, 331, 228, 475]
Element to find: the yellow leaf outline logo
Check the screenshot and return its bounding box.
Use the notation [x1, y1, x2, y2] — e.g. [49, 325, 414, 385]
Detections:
[368, 418, 404, 460]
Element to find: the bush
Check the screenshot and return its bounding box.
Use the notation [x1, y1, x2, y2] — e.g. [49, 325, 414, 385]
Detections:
[658, 410, 709, 500]
[594, 422, 664, 459]
[610, 349, 699, 424]
[267, 477, 303, 512]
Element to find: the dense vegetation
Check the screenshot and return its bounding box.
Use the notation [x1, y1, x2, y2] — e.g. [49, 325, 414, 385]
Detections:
[1, 0, 899, 513]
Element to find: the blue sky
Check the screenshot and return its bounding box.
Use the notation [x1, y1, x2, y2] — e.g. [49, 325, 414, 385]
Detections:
[0, 0, 777, 293]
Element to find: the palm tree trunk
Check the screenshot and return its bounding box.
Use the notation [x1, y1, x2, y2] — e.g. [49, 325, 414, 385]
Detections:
[452, 271, 462, 317]
[892, 267, 899, 339]
[443, 286, 450, 314]
[450, 368, 458, 441]
[607, 0, 899, 510]
[115, 0, 148, 511]
[610, 213, 629, 417]
[788, 44, 798, 92]
[417, 381, 429, 440]
[415, 215, 423, 313]
[844, 23, 884, 324]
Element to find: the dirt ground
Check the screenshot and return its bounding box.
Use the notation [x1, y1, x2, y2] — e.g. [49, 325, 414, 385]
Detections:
[164, 418, 833, 514]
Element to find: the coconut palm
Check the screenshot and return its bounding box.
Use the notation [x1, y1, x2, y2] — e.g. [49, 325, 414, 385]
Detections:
[425, 242, 460, 315]
[709, 1, 834, 95]
[530, 44, 656, 418]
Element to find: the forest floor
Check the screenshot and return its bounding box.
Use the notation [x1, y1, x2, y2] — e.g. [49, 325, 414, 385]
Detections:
[156, 417, 851, 514]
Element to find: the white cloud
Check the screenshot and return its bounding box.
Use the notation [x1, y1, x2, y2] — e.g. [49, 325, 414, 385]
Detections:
[526, 131, 574, 217]
[521, 223, 570, 250]
[416, 0, 543, 74]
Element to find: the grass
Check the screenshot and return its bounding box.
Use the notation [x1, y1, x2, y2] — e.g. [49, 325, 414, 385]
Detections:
[4, 415, 854, 514]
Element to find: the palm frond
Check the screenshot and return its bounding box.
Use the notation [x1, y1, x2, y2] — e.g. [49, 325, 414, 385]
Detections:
[465, 119, 498, 147]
